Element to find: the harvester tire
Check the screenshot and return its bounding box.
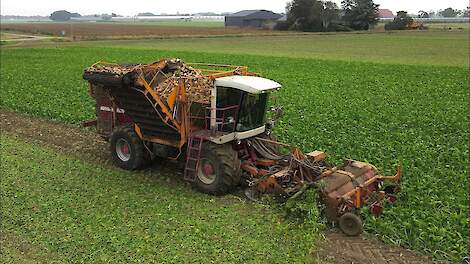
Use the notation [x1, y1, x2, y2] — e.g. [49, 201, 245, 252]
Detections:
[194, 143, 241, 195]
[339, 212, 363, 236]
[110, 126, 145, 170]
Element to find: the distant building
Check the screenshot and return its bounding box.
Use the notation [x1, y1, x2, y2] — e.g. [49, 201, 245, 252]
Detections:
[277, 15, 287, 22]
[379, 9, 395, 19]
[225, 10, 282, 28]
[70, 15, 101, 22]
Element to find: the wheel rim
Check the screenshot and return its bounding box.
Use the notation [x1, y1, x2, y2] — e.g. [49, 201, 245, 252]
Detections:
[344, 218, 356, 229]
[197, 159, 217, 185]
[116, 138, 131, 162]
[340, 213, 362, 236]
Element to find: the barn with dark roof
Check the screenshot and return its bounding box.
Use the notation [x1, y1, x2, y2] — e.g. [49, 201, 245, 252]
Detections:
[225, 10, 283, 28]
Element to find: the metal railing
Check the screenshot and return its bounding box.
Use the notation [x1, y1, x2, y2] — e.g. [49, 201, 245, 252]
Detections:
[189, 105, 240, 135]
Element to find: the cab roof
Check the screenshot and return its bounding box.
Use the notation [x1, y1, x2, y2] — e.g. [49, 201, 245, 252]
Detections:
[215, 76, 281, 94]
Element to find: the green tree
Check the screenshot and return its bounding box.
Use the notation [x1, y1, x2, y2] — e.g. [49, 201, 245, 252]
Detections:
[341, 0, 379, 30]
[287, 0, 322, 31]
[438, 7, 460, 17]
[462, 7, 469, 17]
[50, 10, 75, 21]
[320, 1, 340, 29]
[385, 11, 413, 30]
[418, 10, 429, 18]
[285, 0, 341, 32]
[137, 12, 157, 16]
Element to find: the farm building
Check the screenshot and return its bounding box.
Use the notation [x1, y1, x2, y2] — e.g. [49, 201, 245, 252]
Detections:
[379, 9, 395, 19]
[225, 10, 283, 28]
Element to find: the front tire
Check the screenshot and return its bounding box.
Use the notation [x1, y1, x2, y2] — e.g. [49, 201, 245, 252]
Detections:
[110, 126, 145, 170]
[194, 143, 241, 195]
[339, 212, 363, 236]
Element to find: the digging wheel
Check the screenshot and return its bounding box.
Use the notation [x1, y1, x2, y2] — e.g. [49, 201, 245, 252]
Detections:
[195, 143, 241, 195]
[110, 126, 145, 170]
[339, 212, 363, 236]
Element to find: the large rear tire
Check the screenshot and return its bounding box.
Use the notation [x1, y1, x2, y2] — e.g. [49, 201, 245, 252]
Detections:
[110, 126, 145, 170]
[194, 143, 241, 195]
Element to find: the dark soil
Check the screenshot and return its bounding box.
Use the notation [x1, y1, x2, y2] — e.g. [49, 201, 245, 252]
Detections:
[315, 231, 444, 264]
[0, 23, 259, 40]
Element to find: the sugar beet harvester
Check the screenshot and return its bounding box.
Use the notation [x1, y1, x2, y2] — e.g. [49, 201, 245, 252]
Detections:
[83, 59, 401, 236]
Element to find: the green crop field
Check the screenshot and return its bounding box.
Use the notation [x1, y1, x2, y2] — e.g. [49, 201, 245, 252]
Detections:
[1, 31, 469, 262]
[70, 31, 470, 67]
[426, 23, 470, 30]
[0, 135, 320, 263]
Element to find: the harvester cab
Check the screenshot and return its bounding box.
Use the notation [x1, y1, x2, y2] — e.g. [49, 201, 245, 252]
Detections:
[205, 75, 281, 144]
[83, 58, 402, 236]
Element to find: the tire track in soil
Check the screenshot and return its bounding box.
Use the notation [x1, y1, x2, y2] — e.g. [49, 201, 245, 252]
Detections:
[0, 109, 444, 264]
[0, 109, 185, 185]
[315, 232, 444, 264]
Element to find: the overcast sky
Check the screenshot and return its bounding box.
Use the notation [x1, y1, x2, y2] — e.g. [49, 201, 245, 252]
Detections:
[1, 0, 468, 16]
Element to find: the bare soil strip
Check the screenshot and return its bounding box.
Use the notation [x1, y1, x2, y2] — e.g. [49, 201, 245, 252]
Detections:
[0, 109, 109, 162]
[0, 109, 442, 264]
[1, 32, 58, 41]
[0, 232, 65, 263]
[315, 232, 443, 264]
[0, 23, 259, 40]
[0, 109, 184, 183]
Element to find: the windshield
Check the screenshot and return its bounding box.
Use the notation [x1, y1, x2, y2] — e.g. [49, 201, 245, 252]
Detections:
[237, 93, 269, 132]
[215, 87, 269, 133]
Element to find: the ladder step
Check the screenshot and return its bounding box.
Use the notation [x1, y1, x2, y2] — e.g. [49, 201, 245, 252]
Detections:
[185, 135, 205, 183]
[189, 147, 201, 151]
[184, 176, 197, 182]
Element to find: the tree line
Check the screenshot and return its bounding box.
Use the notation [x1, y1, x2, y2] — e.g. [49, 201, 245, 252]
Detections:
[418, 7, 470, 18]
[50, 10, 119, 21]
[386, 7, 469, 31]
[276, 0, 469, 32]
[276, 0, 379, 32]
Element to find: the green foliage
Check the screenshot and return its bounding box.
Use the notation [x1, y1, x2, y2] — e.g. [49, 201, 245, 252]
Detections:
[418, 10, 430, 19]
[137, 12, 157, 16]
[438, 7, 461, 18]
[463, 7, 470, 17]
[49, 10, 80, 22]
[0, 135, 319, 263]
[283, 0, 380, 32]
[385, 11, 414, 30]
[285, 0, 342, 32]
[283, 187, 325, 229]
[0, 46, 469, 262]
[341, 0, 379, 30]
